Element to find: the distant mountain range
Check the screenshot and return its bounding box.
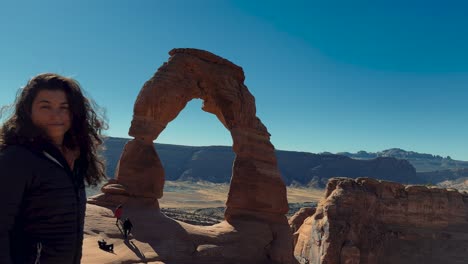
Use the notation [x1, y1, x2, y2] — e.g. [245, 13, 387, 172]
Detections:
[336, 148, 468, 172]
[103, 137, 468, 188]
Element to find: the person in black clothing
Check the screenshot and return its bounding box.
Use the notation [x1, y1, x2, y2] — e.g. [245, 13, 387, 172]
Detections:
[122, 218, 133, 239]
[97, 239, 114, 252]
[0, 73, 107, 263]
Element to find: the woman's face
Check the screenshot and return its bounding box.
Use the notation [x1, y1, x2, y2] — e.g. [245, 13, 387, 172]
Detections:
[31, 89, 71, 145]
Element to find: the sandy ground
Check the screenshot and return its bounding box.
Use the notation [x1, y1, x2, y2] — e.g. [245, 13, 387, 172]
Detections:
[158, 181, 324, 208]
[87, 181, 325, 209]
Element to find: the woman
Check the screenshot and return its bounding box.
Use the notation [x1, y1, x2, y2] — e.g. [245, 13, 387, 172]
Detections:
[0, 73, 107, 263]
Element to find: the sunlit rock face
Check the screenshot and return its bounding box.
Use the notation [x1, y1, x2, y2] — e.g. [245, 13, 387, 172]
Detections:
[294, 177, 468, 264]
[88, 48, 292, 263]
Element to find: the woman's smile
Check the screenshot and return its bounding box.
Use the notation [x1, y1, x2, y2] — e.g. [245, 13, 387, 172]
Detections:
[31, 89, 71, 145]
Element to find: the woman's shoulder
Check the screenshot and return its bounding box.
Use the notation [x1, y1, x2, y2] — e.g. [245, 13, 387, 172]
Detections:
[0, 145, 41, 178]
[1, 144, 33, 154]
[0, 144, 40, 162]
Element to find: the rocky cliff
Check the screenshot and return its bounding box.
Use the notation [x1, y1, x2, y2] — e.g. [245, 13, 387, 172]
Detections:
[293, 177, 468, 264]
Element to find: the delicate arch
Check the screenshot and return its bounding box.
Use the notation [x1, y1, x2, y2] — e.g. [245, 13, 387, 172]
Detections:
[101, 48, 288, 220]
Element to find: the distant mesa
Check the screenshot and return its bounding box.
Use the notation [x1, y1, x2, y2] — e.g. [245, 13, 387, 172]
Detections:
[102, 138, 468, 190]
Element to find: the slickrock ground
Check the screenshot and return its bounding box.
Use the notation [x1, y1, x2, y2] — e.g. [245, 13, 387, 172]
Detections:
[82, 203, 287, 264]
[293, 177, 468, 264]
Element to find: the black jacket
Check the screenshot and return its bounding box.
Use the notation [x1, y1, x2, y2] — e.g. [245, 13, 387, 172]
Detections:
[0, 144, 86, 264]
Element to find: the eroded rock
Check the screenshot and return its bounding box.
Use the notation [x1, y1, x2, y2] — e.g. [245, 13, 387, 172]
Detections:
[294, 177, 468, 264]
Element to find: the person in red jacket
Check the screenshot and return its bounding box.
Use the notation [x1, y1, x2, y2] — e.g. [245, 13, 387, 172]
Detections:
[114, 204, 123, 225]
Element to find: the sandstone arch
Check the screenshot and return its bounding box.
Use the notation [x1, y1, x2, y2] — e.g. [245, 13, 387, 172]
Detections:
[100, 48, 288, 221]
[87, 48, 293, 263]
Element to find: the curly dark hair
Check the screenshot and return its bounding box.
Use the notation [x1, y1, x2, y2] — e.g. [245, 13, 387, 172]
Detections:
[0, 73, 107, 186]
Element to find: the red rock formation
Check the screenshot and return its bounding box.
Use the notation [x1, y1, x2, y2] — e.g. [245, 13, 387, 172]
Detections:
[289, 206, 317, 250]
[294, 177, 468, 264]
[90, 48, 292, 263]
[289, 207, 316, 234]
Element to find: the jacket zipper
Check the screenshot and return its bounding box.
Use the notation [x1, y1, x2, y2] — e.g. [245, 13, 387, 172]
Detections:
[43, 151, 82, 264]
[35, 242, 42, 264]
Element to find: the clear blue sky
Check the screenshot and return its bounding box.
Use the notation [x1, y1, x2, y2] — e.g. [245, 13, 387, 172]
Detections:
[1, 0, 467, 160]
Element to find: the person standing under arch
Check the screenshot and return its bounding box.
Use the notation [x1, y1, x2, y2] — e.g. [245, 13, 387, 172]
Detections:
[114, 204, 123, 225]
[122, 218, 133, 239]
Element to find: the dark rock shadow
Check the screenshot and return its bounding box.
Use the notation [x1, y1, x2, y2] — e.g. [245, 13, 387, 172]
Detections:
[129, 210, 197, 263]
[124, 239, 146, 262]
